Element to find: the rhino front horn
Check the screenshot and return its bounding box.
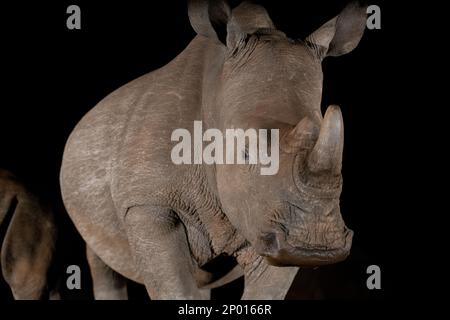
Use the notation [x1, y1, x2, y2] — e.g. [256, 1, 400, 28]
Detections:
[307, 105, 344, 175]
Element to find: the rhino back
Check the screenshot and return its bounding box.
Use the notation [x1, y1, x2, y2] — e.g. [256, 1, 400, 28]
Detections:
[60, 36, 216, 280]
[62, 37, 210, 205]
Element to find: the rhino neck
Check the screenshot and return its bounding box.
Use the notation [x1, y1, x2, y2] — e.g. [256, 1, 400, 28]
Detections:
[197, 37, 227, 131]
[184, 35, 235, 231]
[181, 164, 247, 258]
[170, 36, 248, 258]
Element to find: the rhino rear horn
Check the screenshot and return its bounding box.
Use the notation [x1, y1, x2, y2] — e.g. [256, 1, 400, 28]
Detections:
[307, 105, 344, 175]
[281, 117, 318, 153]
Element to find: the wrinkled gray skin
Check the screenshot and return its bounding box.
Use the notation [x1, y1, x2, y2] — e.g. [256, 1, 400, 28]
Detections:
[0, 169, 57, 299]
[60, 1, 367, 299]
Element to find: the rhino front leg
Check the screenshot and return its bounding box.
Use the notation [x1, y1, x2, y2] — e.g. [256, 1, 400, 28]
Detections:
[124, 205, 206, 299]
[86, 246, 128, 299]
[240, 254, 299, 300]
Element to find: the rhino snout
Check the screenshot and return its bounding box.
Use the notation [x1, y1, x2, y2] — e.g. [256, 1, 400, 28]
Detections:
[255, 227, 353, 267]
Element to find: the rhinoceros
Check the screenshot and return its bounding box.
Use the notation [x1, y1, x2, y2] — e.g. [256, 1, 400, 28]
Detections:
[0, 169, 57, 299]
[60, 0, 367, 299]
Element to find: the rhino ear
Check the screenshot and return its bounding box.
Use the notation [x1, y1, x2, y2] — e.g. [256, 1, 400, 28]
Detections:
[188, 1, 276, 47]
[306, 1, 367, 59]
[188, 0, 231, 45]
[227, 1, 275, 45]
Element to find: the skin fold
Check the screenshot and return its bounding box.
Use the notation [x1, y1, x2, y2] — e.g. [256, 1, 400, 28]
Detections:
[60, 0, 367, 299]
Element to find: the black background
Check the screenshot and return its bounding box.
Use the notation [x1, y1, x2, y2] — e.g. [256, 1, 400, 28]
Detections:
[0, 0, 407, 301]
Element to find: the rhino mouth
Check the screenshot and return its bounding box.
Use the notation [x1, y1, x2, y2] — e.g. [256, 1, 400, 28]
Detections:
[256, 228, 353, 267]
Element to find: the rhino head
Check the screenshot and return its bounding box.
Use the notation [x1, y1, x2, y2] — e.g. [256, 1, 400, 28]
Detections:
[189, 1, 367, 267]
